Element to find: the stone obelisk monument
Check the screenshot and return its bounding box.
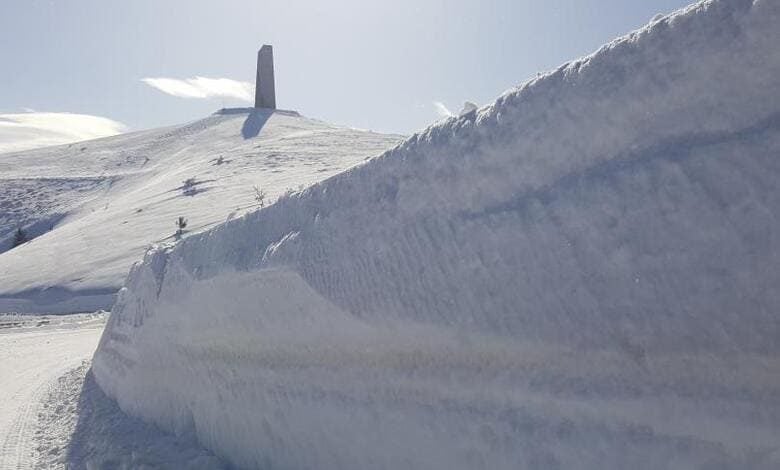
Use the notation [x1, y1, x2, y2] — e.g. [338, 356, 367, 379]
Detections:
[254, 45, 276, 109]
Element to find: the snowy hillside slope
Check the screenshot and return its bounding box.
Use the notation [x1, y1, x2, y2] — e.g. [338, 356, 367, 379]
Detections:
[0, 110, 402, 313]
[94, 1, 780, 469]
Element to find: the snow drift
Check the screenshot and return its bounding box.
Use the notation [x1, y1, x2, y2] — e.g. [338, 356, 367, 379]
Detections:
[94, 1, 780, 468]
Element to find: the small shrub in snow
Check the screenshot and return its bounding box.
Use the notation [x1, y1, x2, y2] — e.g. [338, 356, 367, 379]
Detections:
[175, 216, 188, 239]
[182, 178, 198, 196]
[12, 227, 27, 247]
[253, 185, 266, 208]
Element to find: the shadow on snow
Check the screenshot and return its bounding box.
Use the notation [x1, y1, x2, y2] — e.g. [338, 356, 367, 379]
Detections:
[65, 369, 229, 469]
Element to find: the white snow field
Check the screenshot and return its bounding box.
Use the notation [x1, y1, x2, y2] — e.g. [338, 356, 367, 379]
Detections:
[93, 0, 780, 468]
[0, 109, 402, 313]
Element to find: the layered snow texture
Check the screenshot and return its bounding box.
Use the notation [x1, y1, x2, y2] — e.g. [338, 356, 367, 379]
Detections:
[94, 1, 780, 469]
[37, 364, 226, 469]
[0, 109, 401, 313]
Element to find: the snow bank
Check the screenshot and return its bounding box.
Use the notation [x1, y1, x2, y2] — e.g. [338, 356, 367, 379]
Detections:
[94, 1, 780, 468]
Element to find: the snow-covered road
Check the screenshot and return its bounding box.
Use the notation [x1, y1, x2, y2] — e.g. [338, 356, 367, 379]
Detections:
[0, 314, 104, 468]
[0, 313, 225, 469]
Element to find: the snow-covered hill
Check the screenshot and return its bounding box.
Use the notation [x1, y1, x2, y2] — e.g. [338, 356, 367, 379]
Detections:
[0, 109, 402, 313]
[0, 112, 126, 154]
[94, 0, 780, 468]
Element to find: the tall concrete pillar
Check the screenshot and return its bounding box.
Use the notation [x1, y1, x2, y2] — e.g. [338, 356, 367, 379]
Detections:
[255, 45, 276, 109]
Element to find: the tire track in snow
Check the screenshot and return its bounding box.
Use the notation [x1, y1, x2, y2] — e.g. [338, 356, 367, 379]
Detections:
[0, 378, 48, 468]
[0, 319, 105, 469]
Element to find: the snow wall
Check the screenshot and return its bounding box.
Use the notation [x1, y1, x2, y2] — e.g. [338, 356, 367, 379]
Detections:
[93, 1, 780, 468]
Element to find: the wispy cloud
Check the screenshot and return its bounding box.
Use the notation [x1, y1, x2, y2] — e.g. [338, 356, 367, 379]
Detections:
[433, 101, 454, 118]
[0, 112, 127, 154]
[141, 76, 254, 102]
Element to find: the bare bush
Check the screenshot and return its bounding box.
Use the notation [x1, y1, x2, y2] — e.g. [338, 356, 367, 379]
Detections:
[253, 185, 266, 207]
[175, 216, 188, 239]
[12, 227, 27, 247]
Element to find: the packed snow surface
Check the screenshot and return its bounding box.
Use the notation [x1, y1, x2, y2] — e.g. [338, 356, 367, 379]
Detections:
[0, 314, 105, 468]
[0, 109, 401, 313]
[0, 314, 223, 468]
[95, 0, 780, 469]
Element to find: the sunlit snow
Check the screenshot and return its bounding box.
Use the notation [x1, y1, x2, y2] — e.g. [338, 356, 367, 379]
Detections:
[92, 1, 780, 469]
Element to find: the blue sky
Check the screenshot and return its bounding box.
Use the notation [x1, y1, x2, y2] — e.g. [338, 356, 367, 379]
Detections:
[0, 0, 694, 135]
